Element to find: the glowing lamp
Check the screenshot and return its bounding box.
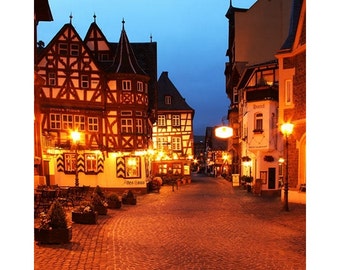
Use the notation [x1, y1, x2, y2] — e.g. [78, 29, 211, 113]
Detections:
[215, 126, 233, 139]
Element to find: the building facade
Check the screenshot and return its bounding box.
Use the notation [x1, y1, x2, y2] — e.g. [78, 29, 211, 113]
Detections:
[224, 0, 298, 196]
[151, 71, 195, 181]
[276, 0, 306, 202]
[34, 17, 157, 192]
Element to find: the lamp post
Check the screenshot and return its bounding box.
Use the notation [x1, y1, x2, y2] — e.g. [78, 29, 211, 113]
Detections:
[71, 130, 80, 187]
[280, 122, 294, 211]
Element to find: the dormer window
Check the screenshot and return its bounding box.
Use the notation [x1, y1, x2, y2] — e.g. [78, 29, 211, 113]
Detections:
[165, 95, 172, 105]
[70, 44, 79, 56]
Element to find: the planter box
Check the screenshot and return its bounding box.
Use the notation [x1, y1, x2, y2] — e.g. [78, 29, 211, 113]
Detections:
[34, 227, 72, 244]
[71, 211, 98, 224]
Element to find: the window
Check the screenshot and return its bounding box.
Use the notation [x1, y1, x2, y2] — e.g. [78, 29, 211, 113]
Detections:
[81, 75, 89, 88]
[165, 95, 172, 104]
[125, 156, 140, 178]
[62, 114, 73, 130]
[136, 119, 143, 133]
[285, 79, 292, 105]
[58, 43, 68, 55]
[122, 80, 131, 91]
[85, 153, 97, 173]
[157, 164, 167, 174]
[137, 81, 143, 92]
[254, 113, 263, 133]
[64, 153, 76, 173]
[48, 72, 56, 86]
[171, 137, 182, 151]
[121, 118, 133, 133]
[157, 137, 168, 150]
[173, 163, 182, 175]
[74, 115, 85, 131]
[100, 53, 109, 61]
[88, 117, 98, 132]
[70, 44, 79, 56]
[172, 115, 180, 127]
[50, 114, 61, 129]
[158, 115, 166, 126]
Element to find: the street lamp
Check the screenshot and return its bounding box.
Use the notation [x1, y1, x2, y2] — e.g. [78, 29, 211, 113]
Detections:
[71, 130, 81, 187]
[280, 122, 294, 211]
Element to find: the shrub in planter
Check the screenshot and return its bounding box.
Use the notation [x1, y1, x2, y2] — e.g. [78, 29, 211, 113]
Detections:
[106, 193, 122, 209]
[35, 200, 72, 244]
[71, 201, 98, 224]
[91, 193, 108, 215]
[122, 190, 137, 205]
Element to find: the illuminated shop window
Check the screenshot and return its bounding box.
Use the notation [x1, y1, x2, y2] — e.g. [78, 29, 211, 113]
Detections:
[125, 156, 140, 178]
[64, 153, 76, 173]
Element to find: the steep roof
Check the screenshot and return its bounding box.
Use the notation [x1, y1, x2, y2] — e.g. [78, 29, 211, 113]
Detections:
[35, 0, 53, 22]
[108, 20, 147, 75]
[157, 71, 194, 112]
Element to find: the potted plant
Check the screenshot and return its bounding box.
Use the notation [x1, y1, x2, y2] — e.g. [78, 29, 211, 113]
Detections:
[34, 200, 72, 244]
[106, 193, 122, 209]
[91, 193, 108, 215]
[71, 201, 98, 224]
[122, 190, 137, 205]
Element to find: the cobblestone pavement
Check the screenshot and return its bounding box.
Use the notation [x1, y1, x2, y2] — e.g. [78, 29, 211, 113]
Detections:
[34, 174, 306, 270]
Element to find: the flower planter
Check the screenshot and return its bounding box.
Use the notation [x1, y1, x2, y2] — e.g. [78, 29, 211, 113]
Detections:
[34, 226, 72, 244]
[72, 211, 98, 224]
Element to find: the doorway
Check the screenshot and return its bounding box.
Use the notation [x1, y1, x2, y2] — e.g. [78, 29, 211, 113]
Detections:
[268, 167, 276, 189]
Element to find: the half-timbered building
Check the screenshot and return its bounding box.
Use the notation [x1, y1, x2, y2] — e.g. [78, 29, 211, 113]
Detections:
[35, 17, 157, 192]
[151, 71, 195, 181]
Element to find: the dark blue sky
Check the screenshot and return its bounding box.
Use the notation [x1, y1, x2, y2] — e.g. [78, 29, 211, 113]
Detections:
[37, 0, 255, 135]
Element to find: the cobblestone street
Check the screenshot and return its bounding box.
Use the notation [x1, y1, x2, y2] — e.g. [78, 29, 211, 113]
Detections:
[34, 174, 306, 270]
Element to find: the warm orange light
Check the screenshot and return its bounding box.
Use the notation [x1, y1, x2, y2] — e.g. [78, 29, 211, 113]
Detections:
[280, 123, 294, 137]
[215, 126, 233, 139]
[71, 130, 81, 143]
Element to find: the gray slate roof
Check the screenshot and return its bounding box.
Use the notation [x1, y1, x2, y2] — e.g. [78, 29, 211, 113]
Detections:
[157, 71, 194, 112]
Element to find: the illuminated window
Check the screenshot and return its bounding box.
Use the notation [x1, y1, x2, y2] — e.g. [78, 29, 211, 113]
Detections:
[158, 115, 166, 126]
[121, 118, 133, 133]
[62, 114, 73, 130]
[157, 163, 167, 174]
[122, 80, 131, 91]
[74, 115, 85, 131]
[85, 153, 97, 173]
[50, 113, 61, 129]
[125, 156, 140, 178]
[171, 137, 181, 151]
[157, 137, 168, 150]
[64, 153, 76, 173]
[173, 163, 182, 175]
[172, 115, 180, 127]
[88, 117, 98, 132]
